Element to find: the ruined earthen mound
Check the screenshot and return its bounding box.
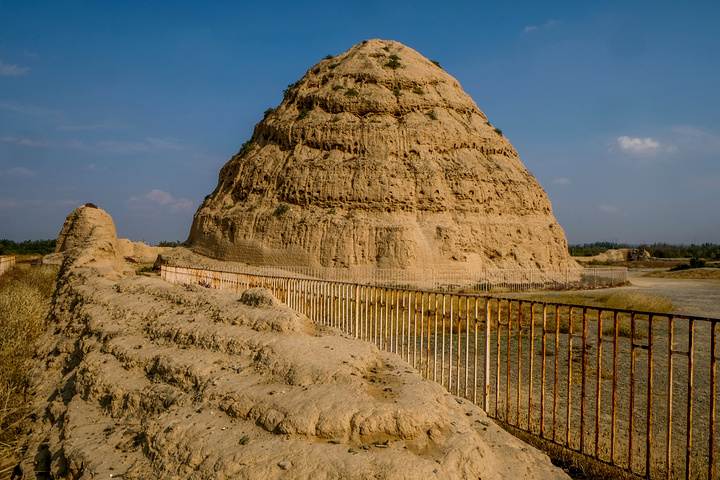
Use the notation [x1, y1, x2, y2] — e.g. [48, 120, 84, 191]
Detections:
[46, 204, 169, 268]
[44, 204, 125, 274]
[54, 203, 119, 254]
[188, 39, 577, 271]
[20, 207, 568, 479]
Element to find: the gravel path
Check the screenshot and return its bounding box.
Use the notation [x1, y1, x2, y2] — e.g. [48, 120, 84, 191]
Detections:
[624, 270, 720, 319]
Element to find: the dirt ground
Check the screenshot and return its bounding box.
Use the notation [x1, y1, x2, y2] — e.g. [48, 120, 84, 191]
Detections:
[517, 268, 720, 320]
[616, 269, 720, 319]
[478, 267, 720, 478]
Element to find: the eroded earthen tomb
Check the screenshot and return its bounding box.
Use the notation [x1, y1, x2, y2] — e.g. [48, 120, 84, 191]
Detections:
[188, 39, 576, 271]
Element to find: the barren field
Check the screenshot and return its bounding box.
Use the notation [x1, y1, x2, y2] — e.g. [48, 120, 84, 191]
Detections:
[629, 270, 720, 319]
[514, 269, 720, 320]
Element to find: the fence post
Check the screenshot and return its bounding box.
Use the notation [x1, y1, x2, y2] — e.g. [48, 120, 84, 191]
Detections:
[355, 284, 360, 339]
[484, 297, 491, 412]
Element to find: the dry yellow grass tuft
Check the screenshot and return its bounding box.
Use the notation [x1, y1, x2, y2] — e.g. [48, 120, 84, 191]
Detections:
[643, 267, 720, 280]
[594, 291, 674, 313]
[514, 290, 674, 314]
[0, 263, 57, 467]
[509, 290, 674, 339]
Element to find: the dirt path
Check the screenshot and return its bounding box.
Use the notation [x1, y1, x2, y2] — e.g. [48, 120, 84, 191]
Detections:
[623, 270, 720, 319]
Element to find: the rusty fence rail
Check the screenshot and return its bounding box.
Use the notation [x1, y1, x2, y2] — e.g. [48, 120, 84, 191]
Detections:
[162, 265, 718, 479]
[164, 263, 628, 292]
[0, 255, 15, 275]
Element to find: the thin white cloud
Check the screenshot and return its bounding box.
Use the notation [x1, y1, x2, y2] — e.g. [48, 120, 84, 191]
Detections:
[58, 122, 127, 131]
[1, 136, 94, 151]
[607, 127, 720, 160]
[48, 199, 81, 208]
[0, 167, 36, 177]
[0, 102, 57, 117]
[66, 139, 91, 150]
[85, 163, 110, 173]
[0, 102, 126, 134]
[0, 199, 22, 209]
[616, 136, 661, 154]
[127, 189, 195, 215]
[96, 137, 191, 154]
[524, 20, 557, 33]
[173, 198, 195, 213]
[96, 140, 151, 154]
[0, 198, 80, 210]
[598, 204, 618, 213]
[0, 59, 30, 76]
[145, 189, 175, 206]
[2, 134, 190, 154]
[1, 136, 51, 147]
[552, 177, 570, 185]
[86, 163, 103, 172]
[685, 174, 720, 191]
[671, 125, 720, 157]
[145, 138, 189, 151]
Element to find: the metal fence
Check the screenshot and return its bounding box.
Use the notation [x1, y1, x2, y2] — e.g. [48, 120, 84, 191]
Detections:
[161, 265, 718, 479]
[0, 255, 15, 275]
[164, 263, 628, 292]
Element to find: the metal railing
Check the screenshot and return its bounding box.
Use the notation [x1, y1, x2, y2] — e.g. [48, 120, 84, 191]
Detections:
[164, 263, 628, 292]
[161, 265, 718, 479]
[0, 255, 15, 275]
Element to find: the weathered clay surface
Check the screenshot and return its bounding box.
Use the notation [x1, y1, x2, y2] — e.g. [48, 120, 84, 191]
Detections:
[54, 204, 120, 257]
[19, 203, 569, 479]
[46, 204, 168, 266]
[189, 39, 577, 271]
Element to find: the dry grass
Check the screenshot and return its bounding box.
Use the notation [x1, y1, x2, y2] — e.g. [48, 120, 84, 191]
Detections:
[513, 290, 674, 314]
[0, 264, 57, 468]
[498, 291, 674, 340]
[595, 291, 674, 313]
[642, 267, 720, 279]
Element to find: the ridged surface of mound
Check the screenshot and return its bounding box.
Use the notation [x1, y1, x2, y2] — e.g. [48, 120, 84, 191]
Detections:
[54, 204, 119, 255]
[18, 208, 569, 479]
[47, 204, 168, 266]
[189, 39, 576, 271]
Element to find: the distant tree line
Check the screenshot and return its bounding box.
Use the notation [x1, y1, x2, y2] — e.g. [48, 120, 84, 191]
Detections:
[2, 238, 718, 260]
[0, 239, 185, 254]
[568, 242, 630, 257]
[0, 239, 56, 255]
[569, 242, 720, 260]
[157, 240, 183, 247]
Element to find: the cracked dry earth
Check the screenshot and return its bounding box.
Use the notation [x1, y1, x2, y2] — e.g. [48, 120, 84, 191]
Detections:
[18, 254, 568, 480]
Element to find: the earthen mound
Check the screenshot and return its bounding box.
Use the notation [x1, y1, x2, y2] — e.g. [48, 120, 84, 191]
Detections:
[45, 204, 169, 269]
[44, 204, 125, 275]
[188, 39, 577, 271]
[19, 207, 568, 479]
[54, 203, 119, 255]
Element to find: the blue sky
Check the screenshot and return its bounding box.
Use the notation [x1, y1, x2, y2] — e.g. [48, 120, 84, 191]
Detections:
[1, 0, 719, 245]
